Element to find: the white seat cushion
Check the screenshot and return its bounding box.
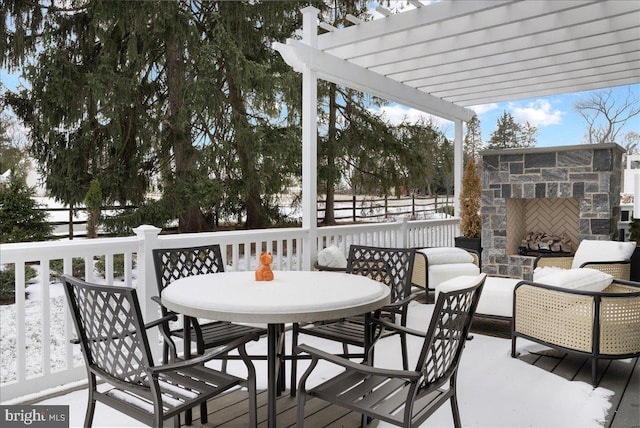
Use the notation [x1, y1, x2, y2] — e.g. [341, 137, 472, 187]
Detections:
[428, 263, 479, 288]
[536, 268, 613, 292]
[437, 275, 520, 318]
[571, 240, 636, 269]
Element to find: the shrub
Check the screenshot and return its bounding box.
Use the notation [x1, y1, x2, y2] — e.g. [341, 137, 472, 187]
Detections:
[459, 157, 482, 239]
[95, 254, 136, 279]
[436, 205, 454, 217]
[0, 173, 54, 243]
[49, 258, 86, 282]
[0, 264, 38, 303]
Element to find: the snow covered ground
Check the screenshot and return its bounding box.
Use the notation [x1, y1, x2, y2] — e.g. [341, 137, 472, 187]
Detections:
[10, 301, 616, 428]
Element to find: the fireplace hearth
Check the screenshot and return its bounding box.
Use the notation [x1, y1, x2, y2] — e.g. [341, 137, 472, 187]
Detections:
[481, 144, 624, 280]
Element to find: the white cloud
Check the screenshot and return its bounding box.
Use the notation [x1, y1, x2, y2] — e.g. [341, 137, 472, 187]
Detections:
[369, 105, 449, 128]
[470, 103, 499, 115]
[510, 100, 564, 127]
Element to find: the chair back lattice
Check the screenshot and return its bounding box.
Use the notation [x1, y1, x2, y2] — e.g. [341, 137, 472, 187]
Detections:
[416, 274, 486, 390]
[62, 275, 153, 386]
[346, 245, 415, 307]
[153, 245, 225, 292]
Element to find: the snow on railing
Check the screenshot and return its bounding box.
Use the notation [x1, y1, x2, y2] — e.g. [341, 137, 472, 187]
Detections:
[0, 217, 459, 402]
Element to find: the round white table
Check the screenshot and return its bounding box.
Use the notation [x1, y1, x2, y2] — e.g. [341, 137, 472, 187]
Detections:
[161, 270, 390, 428]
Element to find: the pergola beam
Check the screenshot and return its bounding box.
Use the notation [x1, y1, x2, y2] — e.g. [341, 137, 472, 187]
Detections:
[274, 39, 474, 122]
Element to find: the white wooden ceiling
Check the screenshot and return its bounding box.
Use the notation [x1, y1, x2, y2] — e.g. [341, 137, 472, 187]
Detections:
[276, 0, 640, 121]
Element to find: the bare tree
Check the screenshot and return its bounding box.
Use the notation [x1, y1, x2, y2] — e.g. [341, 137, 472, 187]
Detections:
[574, 88, 640, 144]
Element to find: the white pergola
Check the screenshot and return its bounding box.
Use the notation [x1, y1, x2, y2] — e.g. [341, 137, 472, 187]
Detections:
[273, 0, 640, 267]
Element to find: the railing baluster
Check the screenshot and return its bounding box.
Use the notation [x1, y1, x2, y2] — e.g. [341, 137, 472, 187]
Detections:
[16, 260, 26, 383]
[41, 260, 51, 377]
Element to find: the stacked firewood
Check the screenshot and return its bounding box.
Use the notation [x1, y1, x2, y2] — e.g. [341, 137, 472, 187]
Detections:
[521, 232, 573, 253]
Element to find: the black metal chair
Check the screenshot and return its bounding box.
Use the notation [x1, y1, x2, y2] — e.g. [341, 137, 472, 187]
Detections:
[152, 245, 265, 362]
[296, 273, 486, 428]
[152, 245, 266, 424]
[290, 245, 417, 397]
[62, 275, 259, 428]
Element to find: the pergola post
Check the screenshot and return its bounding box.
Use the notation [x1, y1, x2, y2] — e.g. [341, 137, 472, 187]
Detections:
[454, 119, 464, 217]
[301, 6, 319, 270]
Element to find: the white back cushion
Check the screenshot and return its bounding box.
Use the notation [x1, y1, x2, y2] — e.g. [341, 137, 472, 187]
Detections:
[317, 245, 348, 269]
[418, 247, 474, 265]
[571, 240, 636, 269]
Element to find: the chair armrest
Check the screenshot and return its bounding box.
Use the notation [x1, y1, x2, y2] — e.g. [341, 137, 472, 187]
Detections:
[295, 343, 420, 380]
[69, 313, 178, 345]
[148, 332, 261, 375]
[372, 318, 427, 339]
[382, 293, 420, 311]
[144, 313, 179, 330]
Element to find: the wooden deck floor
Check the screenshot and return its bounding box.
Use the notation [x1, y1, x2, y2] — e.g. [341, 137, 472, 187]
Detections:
[183, 318, 639, 428]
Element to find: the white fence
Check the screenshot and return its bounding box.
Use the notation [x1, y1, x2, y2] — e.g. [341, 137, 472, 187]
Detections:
[0, 217, 460, 402]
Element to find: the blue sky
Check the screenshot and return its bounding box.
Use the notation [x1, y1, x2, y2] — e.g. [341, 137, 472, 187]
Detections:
[371, 84, 640, 148]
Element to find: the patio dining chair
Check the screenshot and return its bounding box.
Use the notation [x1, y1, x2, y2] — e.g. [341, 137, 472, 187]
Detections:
[62, 275, 259, 428]
[290, 245, 417, 397]
[296, 273, 486, 428]
[152, 244, 266, 423]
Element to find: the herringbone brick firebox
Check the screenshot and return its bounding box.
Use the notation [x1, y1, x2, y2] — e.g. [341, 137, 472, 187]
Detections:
[481, 143, 624, 280]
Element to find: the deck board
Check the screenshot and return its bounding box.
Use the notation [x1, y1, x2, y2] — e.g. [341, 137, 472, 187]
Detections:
[519, 352, 639, 428]
[181, 356, 639, 428]
[177, 314, 639, 428]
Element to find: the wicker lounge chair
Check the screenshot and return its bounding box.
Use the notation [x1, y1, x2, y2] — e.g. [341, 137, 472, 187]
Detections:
[412, 247, 480, 292]
[62, 275, 259, 428]
[296, 273, 486, 428]
[511, 278, 640, 386]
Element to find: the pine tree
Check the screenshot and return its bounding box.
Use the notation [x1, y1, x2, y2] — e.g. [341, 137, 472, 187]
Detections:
[464, 115, 483, 161]
[3, 0, 308, 231]
[487, 111, 538, 149]
[0, 173, 54, 243]
[487, 111, 520, 149]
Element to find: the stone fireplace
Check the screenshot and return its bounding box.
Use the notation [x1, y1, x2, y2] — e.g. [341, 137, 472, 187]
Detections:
[481, 144, 624, 280]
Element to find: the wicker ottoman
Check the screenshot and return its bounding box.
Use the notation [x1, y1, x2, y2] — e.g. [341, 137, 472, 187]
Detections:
[436, 275, 520, 319]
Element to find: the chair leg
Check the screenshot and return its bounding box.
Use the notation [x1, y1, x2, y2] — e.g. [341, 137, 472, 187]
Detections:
[221, 353, 228, 372]
[200, 402, 208, 424]
[450, 391, 462, 428]
[163, 342, 169, 365]
[296, 390, 305, 428]
[84, 376, 97, 428]
[239, 344, 258, 428]
[401, 332, 409, 370]
[290, 323, 299, 397]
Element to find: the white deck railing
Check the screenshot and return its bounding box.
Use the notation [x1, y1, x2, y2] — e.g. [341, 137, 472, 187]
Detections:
[0, 217, 459, 402]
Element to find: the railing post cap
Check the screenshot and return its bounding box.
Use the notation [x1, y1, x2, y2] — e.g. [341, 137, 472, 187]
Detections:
[133, 225, 162, 238]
